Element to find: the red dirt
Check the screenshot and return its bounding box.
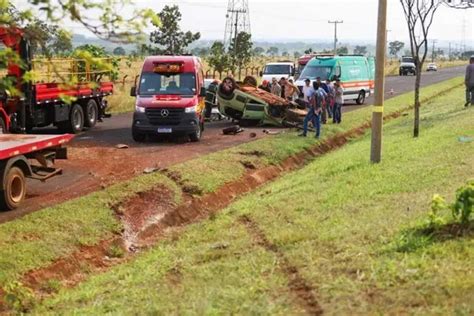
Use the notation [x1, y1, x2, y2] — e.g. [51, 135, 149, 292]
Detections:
[112, 185, 178, 249]
[22, 237, 124, 295]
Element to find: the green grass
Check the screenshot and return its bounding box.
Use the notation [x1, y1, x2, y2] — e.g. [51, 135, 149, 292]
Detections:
[0, 77, 464, 309]
[33, 85, 473, 313]
[0, 173, 180, 288]
[169, 77, 464, 194]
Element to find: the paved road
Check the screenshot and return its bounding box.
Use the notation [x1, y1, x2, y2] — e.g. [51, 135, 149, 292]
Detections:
[0, 65, 465, 223]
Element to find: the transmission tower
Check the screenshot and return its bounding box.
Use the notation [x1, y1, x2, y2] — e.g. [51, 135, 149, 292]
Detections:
[223, 0, 251, 49]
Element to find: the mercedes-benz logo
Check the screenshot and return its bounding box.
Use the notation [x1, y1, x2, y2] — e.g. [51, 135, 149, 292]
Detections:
[160, 109, 170, 117]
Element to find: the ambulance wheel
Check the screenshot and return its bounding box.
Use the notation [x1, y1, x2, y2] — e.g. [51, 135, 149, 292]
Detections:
[356, 91, 366, 105]
[84, 99, 99, 128]
[132, 128, 146, 142]
[189, 123, 202, 142]
[0, 166, 26, 211]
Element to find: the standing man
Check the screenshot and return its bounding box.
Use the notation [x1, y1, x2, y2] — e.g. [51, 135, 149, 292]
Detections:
[299, 81, 323, 138]
[279, 77, 287, 99]
[465, 56, 474, 107]
[325, 78, 335, 120]
[302, 78, 313, 102]
[271, 77, 282, 97]
[333, 79, 344, 124]
[286, 78, 300, 101]
[316, 82, 328, 124]
[258, 80, 271, 93]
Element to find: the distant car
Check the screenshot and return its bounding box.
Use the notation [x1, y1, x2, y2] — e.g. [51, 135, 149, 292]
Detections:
[399, 56, 417, 76]
[427, 63, 438, 71]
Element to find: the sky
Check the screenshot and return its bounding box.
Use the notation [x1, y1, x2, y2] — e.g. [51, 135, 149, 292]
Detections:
[12, 0, 474, 47]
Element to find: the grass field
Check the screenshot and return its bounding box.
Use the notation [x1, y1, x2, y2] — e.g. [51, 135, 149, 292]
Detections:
[33, 82, 474, 314]
[0, 78, 462, 289]
[0, 77, 467, 313]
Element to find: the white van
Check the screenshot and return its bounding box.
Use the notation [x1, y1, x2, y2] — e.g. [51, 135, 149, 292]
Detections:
[260, 61, 295, 82]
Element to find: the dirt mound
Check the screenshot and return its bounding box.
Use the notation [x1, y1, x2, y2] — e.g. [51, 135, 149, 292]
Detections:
[112, 185, 178, 249]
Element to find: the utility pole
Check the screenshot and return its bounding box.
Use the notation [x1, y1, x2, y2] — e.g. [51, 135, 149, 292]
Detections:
[328, 20, 343, 55]
[448, 42, 451, 60]
[370, 0, 387, 163]
[431, 39, 437, 62]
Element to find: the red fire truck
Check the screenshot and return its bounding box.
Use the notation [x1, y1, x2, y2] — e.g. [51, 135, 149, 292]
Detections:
[0, 134, 73, 210]
[0, 27, 113, 134]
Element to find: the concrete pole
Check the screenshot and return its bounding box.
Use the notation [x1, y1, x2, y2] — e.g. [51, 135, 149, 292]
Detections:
[370, 0, 387, 163]
[328, 21, 343, 55]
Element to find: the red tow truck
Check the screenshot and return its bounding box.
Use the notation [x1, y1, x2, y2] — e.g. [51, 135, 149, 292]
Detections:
[0, 26, 113, 134]
[0, 134, 73, 210]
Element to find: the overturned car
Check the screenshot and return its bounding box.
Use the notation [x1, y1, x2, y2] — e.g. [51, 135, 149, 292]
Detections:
[217, 76, 306, 126]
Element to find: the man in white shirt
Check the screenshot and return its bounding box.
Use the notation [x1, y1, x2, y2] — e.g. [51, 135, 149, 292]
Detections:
[302, 78, 314, 102]
[333, 79, 344, 124]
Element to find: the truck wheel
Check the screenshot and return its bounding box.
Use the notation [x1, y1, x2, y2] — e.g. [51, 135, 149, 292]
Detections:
[84, 99, 98, 128]
[0, 166, 26, 210]
[0, 117, 6, 134]
[59, 104, 84, 134]
[189, 123, 202, 142]
[132, 128, 146, 142]
[356, 91, 366, 105]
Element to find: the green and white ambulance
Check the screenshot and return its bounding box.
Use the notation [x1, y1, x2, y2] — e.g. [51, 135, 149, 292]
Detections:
[295, 55, 375, 105]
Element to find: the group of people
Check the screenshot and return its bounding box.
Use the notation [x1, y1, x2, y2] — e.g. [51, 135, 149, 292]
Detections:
[258, 77, 300, 101]
[299, 77, 344, 138]
[258, 76, 344, 139]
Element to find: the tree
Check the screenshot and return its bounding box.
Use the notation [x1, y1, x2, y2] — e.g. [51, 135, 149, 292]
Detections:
[267, 47, 279, 57]
[113, 46, 126, 56]
[354, 45, 368, 55]
[336, 46, 349, 55]
[207, 41, 230, 77]
[282, 51, 290, 57]
[400, 0, 442, 137]
[0, 1, 158, 97]
[51, 29, 73, 55]
[389, 41, 405, 57]
[253, 47, 265, 56]
[294, 51, 302, 59]
[149, 5, 200, 55]
[304, 48, 313, 54]
[229, 32, 253, 75]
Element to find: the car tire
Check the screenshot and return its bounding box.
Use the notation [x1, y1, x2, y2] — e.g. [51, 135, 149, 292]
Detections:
[0, 166, 26, 211]
[84, 99, 99, 128]
[243, 76, 258, 87]
[189, 123, 202, 142]
[132, 127, 146, 142]
[218, 77, 236, 101]
[356, 91, 366, 105]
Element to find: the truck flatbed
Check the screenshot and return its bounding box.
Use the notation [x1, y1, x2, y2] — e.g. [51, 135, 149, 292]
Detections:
[0, 134, 74, 160]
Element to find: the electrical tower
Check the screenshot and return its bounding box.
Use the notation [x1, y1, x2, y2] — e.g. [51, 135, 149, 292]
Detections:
[223, 0, 251, 49]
